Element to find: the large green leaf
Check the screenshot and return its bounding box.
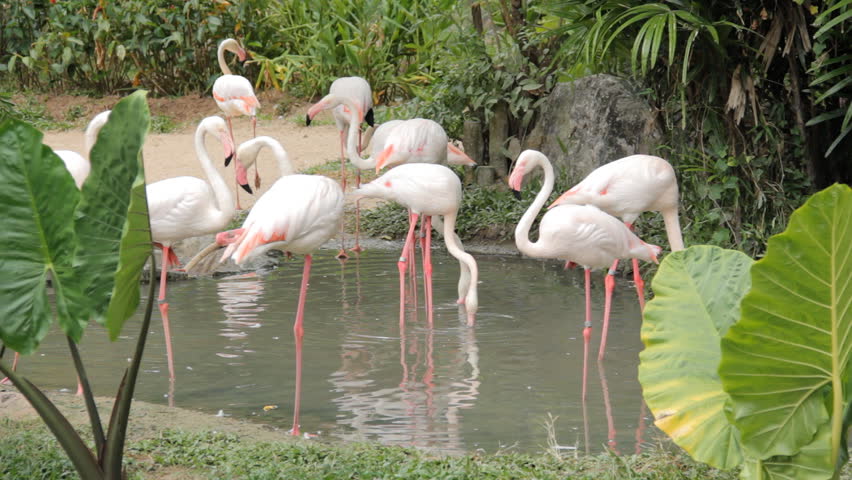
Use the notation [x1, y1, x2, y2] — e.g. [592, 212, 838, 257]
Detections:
[74, 90, 151, 339]
[741, 420, 835, 480]
[639, 245, 753, 469]
[0, 120, 87, 353]
[720, 184, 852, 462]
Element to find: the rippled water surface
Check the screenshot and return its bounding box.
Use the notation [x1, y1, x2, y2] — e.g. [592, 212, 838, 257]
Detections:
[13, 248, 657, 455]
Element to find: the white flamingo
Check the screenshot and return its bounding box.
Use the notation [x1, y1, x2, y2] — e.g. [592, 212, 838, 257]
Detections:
[2, 110, 111, 391]
[353, 163, 479, 326]
[54, 110, 111, 189]
[216, 165, 344, 437]
[212, 38, 259, 208]
[146, 116, 236, 381]
[549, 154, 684, 310]
[509, 150, 660, 397]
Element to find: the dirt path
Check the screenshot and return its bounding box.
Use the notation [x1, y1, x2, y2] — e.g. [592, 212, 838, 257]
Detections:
[40, 92, 346, 210]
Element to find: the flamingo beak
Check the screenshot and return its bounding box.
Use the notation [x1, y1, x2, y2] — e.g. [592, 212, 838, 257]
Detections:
[305, 113, 312, 126]
[235, 159, 252, 194]
[221, 132, 236, 166]
[237, 48, 247, 62]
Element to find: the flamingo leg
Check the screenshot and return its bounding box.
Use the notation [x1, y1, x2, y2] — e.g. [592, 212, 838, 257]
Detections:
[582, 267, 592, 400]
[335, 130, 349, 261]
[632, 258, 646, 310]
[290, 254, 312, 437]
[0, 352, 19, 385]
[351, 176, 363, 254]
[422, 216, 434, 326]
[399, 213, 420, 326]
[158, 246, 176, 381]
[408, 211, 418, 308]
[599, 268, 616, 362]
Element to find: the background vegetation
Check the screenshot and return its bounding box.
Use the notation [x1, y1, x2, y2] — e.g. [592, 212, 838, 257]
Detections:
[1, 0, 849, 257]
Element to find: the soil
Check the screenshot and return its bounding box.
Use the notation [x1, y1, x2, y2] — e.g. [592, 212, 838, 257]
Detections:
[38, 91, 347, 210]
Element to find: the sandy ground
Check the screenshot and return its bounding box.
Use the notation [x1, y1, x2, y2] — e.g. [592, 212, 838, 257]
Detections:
[39, 92, 348, 210]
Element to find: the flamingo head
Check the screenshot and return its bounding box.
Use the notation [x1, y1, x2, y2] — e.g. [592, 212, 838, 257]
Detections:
[447, 143, 476, 167]
[375, 144, 396, 173]
[217, 125, 236, 166]
[508, 162, 526, 191]
[648, 244, 663, 264]
[305, 101, 326, 126]
[236, 46, 247, 62]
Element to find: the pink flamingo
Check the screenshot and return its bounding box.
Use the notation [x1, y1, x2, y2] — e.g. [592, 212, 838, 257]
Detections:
[508, 150, 660, 398]
[213, 38, 258, 208]
[361, 120, 476, 168]
[146, 116, 236, 382]
[354, 163, 479, 326]
[306, 77, 373, 256]
[548, 154, 684, 313]
[1, 110, 111, 392]
[216, 169, 344, 437]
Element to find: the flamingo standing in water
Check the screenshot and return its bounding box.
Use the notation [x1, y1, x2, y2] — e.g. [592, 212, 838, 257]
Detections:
[508, 150, 660, 398]
[147, 116, 236, 382]
[212, 38, 258, 209]
[548, 154, 684, 315]
[2, 110, 111, 391]
[353, 163, 479, 326]
[215, 165, 344, 437]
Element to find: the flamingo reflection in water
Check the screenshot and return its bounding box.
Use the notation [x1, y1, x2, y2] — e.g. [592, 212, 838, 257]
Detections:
[329, 307, 480, 453]
[216, 274, 266, 358]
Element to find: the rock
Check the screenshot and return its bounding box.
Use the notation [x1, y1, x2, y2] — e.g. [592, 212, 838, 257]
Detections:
[476, 166, 497, 186]
[525, 74, 661, 182]
[488, 101, 510, 177]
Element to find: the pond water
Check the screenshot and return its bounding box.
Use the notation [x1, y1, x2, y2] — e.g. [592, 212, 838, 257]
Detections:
[11, 248, 659, 456]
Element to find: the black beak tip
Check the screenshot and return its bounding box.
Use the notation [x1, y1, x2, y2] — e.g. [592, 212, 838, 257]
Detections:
[305, 114, 312, 127]
[225, 153, 233, 167]
[365, 108, 375, 127]
[512, 189, 522, 200]
[240, 184, 253, 194]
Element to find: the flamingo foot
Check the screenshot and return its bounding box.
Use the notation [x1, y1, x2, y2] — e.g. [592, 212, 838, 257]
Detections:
[350, 244, 363, 254]
[336, 249, 349, 261]
[0, 376, 10, 385]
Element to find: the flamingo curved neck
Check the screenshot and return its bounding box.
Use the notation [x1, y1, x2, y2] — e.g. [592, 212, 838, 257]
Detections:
[195, 124, 234, 223]
[514, 153, 554, 259]
[337, 97, 376, 170]
[245, 137, 295, 178]
[663, 207, 685, 251]
[217, 43, 232, 75]
[442, 211, 478, 321]
[84, 113, 109, 159]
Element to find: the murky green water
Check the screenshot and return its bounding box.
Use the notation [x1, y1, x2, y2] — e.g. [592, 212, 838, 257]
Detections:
[9, 248, 657, 455]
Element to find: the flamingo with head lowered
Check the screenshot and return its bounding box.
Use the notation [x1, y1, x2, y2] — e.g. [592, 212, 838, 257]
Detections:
[146, 116, 237, 382]
[548, 154, 684, 316]
[354, 163, 479, 326]
[213, 38, 258, 209]
[509, 150, 660, 398]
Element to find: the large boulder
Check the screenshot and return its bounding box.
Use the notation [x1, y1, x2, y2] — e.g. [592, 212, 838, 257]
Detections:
[525, 74, 661, 182]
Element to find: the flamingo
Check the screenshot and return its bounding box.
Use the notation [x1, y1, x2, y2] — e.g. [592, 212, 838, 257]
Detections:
[1, 110, 111, 391]
[146, 116, 237, 382]
[548, 154, 684, 311]
[353, 163, 479, 326]
[54, 110, 111, 189]
[215, 169, 344, 437]
[508, 150, 660, 398]
[212, 37, 258, 209]
[348, 118, 475, 254]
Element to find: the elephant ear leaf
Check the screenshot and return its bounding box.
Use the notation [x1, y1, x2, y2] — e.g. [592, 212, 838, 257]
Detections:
[0, 120, 85, 353]
[639, 245, 753, 469]
[720, 184, 852, 463]
[74, 90, 152, 340]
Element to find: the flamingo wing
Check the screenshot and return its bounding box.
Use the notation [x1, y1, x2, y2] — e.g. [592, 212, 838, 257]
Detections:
[55, 150, 89, 189]
[147, 177, 218, 242]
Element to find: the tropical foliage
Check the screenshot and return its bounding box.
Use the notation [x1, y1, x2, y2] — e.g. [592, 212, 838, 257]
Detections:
[638, 184, 852, 478]
[0, 91, 155, 479]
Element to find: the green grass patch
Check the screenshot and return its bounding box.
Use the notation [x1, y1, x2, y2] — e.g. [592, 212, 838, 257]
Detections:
[0, 418, 744, 480]
[150, 114, 182, 134]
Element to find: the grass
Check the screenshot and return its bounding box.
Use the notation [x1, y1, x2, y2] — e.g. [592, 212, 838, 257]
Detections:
[0, 418, 742, 480]
[150, 114, 182, 134]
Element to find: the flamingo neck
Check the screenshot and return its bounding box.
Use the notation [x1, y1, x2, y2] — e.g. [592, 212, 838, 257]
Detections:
[84, 112, 109, 159]
[244, 137, 294, 178]
[339, 97, 375, 170]
[662, 207, 685, 251]
[514, 153, 554, 258]
[442, 211, 478, 322]
[217, 43, 232, 75]
[195, 124, 234, 224]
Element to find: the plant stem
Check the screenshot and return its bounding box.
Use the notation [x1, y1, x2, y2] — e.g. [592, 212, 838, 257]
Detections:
[103, 254, 157, 479]
[66, 336, 105, 456]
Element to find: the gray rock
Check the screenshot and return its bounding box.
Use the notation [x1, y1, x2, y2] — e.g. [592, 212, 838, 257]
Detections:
[525, 74, 661, 183]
